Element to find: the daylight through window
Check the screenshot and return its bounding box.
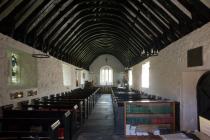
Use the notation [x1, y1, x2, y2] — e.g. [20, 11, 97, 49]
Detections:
[128, 69, 133, 86]
[100, 66, 113, 85]
[141, 62, 150, 88]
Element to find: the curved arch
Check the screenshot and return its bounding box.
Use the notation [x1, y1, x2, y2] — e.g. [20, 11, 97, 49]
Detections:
[64, 25, 142, 54]
[56, 18, 148, 53]
[197, 71, 210, 120]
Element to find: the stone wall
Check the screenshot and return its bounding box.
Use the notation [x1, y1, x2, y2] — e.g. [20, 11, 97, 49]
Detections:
[0, 33, 89, 107]
[89, 54, 125, 86]
[132, 22, 210, 131]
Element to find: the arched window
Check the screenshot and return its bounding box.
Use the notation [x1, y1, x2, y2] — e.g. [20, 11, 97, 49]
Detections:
[100, 66, 113, 85]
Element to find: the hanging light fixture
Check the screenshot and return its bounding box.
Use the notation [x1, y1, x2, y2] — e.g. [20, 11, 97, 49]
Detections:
[75, 68, 83, 71]
[32, 52, 50, 58]
[125, 39, 132, 71]
[139, 10, 159, 58]
[141, 48, 158, 57]
[32, 38, 50, 58]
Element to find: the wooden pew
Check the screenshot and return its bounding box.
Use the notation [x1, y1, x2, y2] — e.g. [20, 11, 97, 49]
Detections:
[51, 88, 100, 118]
[1, 104, 13, 110]
[27, 88, 99, 126]
[1, 110, 71, 140]
[57, 94, 92, 117]
[61, 88, 100, 115]
[0, 118, 61, 140]
[25, 100, 83, 127]
[22, 103, 81, 133]
[39, 100, 84, 126]
[43, 98, 87, 121]
[0, 88, 100, 140]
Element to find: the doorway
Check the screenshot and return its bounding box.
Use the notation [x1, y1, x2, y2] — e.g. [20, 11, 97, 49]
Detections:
[197, 71, 210, 130]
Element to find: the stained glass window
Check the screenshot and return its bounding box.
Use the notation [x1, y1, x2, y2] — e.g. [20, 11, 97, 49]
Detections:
[11, 53, 19, 83]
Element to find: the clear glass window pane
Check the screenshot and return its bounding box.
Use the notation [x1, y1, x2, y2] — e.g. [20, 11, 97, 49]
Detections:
[141, 62, 150, 88]
[62, 64, 71, 86]
[100, 66, 113, 85]
[128, 70, 133, 86]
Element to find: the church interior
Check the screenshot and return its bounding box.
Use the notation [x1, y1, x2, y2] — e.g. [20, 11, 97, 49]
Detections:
[0, 0, 210, 139]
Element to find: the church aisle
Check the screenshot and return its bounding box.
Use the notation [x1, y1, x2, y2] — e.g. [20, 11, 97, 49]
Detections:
[74, 94, 125, 140]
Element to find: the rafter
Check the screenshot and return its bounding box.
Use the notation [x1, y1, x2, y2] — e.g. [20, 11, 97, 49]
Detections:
[0, 0, 209, 69]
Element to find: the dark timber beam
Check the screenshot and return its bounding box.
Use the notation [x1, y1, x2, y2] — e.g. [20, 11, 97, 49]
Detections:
[61, 25, 143, 56]
[0, 0, 24, 21]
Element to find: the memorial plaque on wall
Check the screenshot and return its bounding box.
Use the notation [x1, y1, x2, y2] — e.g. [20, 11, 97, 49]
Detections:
[187, 46, 203, 67]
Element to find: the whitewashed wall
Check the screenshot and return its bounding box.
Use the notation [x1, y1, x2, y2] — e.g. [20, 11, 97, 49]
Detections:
[89, 54, 125, 86]
[132, 22, 210, 131]
[0, 33, 89, 107]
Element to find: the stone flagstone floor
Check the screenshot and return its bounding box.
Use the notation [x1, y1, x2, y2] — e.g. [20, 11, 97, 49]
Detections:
[74, 94, 125, 140]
